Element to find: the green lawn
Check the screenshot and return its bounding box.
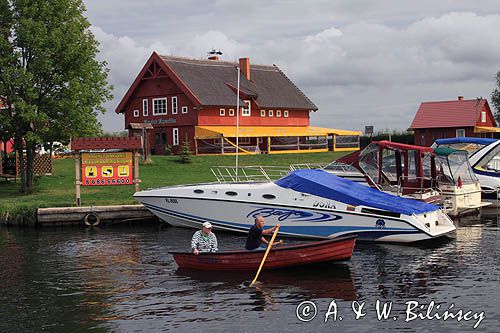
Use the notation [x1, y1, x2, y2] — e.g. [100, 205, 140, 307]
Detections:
[0, 152, 347, 222]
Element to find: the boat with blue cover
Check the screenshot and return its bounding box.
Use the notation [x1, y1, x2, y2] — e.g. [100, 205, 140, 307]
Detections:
[134, 169, 456, 243]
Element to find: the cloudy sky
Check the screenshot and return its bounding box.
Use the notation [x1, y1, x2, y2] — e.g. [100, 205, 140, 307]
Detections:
[83, 0, 500, 133]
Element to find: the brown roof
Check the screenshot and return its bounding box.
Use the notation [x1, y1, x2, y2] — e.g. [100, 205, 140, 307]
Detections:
[128, 123, 154, 130]
[71, 137, 142, 151]
[410, 98, 493, 129]
[159, 55, 318, 110]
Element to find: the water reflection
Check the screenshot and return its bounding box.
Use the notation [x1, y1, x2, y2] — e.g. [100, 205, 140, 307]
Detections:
[1, 216, 500, 331]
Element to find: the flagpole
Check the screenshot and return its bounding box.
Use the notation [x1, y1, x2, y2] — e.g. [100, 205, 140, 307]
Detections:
[235, 66, 240, 180]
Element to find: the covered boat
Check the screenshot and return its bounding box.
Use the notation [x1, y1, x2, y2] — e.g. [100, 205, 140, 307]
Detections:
[433, 138, 500, 206]
[134, 169, 456, 243]
[169, 236, 356, 270]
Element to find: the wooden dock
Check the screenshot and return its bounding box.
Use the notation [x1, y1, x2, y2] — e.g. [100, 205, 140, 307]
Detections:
[37, 204, 158, 226]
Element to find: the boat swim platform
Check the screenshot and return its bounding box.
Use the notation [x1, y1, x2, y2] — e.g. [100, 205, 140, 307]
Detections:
[37, 205, 158, 227]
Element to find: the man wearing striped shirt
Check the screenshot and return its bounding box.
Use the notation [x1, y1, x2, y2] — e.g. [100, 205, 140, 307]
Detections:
[191, 222, 218, 255]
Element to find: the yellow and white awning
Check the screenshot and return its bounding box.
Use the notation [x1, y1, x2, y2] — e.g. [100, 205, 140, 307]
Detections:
[474, 126, 500, 133]
[195, 126, 360, 139]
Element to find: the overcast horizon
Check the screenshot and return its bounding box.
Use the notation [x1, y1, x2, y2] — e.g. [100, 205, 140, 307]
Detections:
[84, 0, 500, 133]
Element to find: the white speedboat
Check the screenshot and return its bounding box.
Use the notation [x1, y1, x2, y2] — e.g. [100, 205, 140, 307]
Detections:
[433, 138, 500, 207]
[134, 169, 455, 243]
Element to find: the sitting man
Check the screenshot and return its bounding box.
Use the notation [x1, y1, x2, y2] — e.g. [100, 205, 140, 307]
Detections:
[245, 215, 282, 250]
[191, 222, 218, 255]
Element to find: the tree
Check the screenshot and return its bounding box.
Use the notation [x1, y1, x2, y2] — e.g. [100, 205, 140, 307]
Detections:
[492, 71, 500, 124]
[0, 0, 112, 193]
[178, 140, 192, 164]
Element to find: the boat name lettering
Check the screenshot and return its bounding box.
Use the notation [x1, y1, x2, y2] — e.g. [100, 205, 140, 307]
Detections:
[247, 207, 342, 222]
[313, 200, 336, 209]
[165, 198, 178, 204]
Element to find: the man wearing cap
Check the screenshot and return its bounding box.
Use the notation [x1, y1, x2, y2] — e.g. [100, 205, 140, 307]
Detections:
[191, 222, 218, 255]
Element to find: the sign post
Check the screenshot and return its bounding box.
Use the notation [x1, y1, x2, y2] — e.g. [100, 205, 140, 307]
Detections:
[71, 137, 143, 206]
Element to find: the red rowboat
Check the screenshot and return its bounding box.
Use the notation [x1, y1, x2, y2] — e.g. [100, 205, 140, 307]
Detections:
[169, 235, 356, 271]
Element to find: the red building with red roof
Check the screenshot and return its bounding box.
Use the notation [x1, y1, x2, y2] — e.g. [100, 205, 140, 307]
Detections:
[409, 96, 498, 147]
[115, 52, 360, 155]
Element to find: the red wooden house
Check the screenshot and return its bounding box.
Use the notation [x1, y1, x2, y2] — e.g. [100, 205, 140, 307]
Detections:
[115, 52, 360, 155]
[410, 96, 499, 147]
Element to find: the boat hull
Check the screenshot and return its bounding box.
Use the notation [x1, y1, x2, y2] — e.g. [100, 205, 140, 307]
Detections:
[169, 236, 356, 270]
[137, 194, 454, 243]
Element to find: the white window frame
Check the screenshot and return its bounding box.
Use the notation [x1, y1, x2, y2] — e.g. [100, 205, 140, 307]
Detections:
[152, 97, 168, 115]
[181, 106, 188, 114]
[220, 108, 225, 116]
[260, 109, 266, 117]
[242, 100, 251, 116]
[269, 110, 274, 117]
[133, 109, 139, 117]
[172, 96, 178, 114]
[173, 128, 179, 146]
[482, 111, 486, 123]
[277, 110, 281, 117]
[142, 99, 148, 116]
[284, 110, 289, 117]
[456, 129, 465, 137]
[229, 108, 234, 116]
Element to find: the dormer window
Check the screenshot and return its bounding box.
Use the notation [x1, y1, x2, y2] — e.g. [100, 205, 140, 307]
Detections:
[242, 100, 251, 116]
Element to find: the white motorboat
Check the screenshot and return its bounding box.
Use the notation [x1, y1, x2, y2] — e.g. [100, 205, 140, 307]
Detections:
[335, 141, 489, 216]
[433, 138, 500, 207]
[134, 169, 456, 243]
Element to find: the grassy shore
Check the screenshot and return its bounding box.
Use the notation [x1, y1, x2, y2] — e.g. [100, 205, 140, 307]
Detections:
[0, 152, 347, 224]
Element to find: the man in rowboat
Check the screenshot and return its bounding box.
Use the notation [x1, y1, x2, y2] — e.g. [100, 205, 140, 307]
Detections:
[191, 222, 218, 255]
[245, 215, 282, 250]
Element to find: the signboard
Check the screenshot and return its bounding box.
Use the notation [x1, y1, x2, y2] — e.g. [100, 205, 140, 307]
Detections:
[81, 152, 133, 186]
[365, 126, 374, 135]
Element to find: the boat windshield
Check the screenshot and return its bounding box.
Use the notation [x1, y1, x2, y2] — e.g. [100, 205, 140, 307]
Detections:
[381, 148, 398, 182]
[474, 144, 500, 172]
[359, 143, 380, 183]
[437, 151, 478, 185]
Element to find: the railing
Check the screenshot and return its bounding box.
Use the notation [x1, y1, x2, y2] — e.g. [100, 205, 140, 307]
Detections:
[211, 166, 290, 183]
[289, 163, 327, 171]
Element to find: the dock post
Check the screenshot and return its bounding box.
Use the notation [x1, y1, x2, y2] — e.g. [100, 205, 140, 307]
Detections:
[75, 153, 81, 206]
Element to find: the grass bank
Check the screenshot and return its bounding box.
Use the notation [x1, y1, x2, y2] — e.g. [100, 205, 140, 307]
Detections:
[0, 152, 346, 224]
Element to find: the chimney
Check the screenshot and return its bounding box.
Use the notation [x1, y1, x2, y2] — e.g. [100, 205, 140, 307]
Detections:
[239, 57, 250, 80]
[458, 96, 464, 101]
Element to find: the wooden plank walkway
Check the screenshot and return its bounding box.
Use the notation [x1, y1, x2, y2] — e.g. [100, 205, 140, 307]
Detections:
[37, 204, 157, 226]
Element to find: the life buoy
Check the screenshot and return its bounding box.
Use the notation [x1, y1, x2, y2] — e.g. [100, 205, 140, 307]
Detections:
[84, 212, 100, 227]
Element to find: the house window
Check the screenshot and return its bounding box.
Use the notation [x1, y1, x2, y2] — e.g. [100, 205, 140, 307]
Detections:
[229, 108, 234, 116]
[161, 132, 167, 144]
[260, 110, 266, 117]
[220, 108, 225, 116]
[153, 98, 167, 115]
[133, 109, 139, 117]
[172, 96, 178, 114]
[181, 106, 188, 114]
[276, 110, 281, 117]
[142, 99, 148, 116]
[284, 110, 289, 117]
[482, 111, 486, 123]
[173, 128, 179, 146]
[269, 110, 274, 117]
[456, 129, 465, 137]
[242, 100, 251, 116]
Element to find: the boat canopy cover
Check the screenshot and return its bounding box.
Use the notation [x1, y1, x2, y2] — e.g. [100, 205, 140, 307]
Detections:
[433, 146, 467, 156]
[275, 169, 439, 215]
[434, 137, 497, 145]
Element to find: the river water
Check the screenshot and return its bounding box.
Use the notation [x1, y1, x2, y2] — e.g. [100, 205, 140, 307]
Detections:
[0, 214, 499, 332]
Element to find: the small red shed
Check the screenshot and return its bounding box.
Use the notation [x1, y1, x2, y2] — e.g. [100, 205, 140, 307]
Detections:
[409, 96, 499, 147]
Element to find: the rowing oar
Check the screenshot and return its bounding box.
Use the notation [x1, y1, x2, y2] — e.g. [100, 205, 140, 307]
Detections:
[250, 225, 280, 287]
